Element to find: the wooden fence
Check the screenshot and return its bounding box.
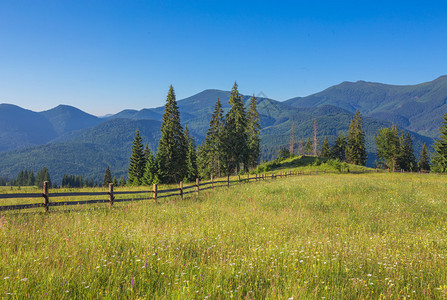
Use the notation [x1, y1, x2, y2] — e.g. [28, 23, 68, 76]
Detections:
[0, 171, 307, 212]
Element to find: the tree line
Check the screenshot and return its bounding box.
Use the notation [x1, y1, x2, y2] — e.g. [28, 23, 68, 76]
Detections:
[126, 83, 261, 185]
[284, 111, 447, 173]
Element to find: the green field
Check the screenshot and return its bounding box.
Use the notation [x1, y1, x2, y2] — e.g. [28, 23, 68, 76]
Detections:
[1, 172, 447, 299]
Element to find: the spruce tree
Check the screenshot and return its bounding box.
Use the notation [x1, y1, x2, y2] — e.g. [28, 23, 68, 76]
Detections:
[183, 125, 198, 182]
[119, 176, 126, 187]
[128, 129, 145, 185]
[156, 85, 187, 183]
[221, 82, 249, 174]
[432, 112, 447, 173]
[345, 110, 367, 165]
[246, 95, 261, 169]
[320, 136, 330, 158]
[375, 123, 400, 170]
[418, 143, 430, 172]
[398, 132, 417, 171]
[197, 143, 210, 179]
[143, 144, 150, 168]
[35, 167, 51, 187]
[202, 99, 224, 178]
[330, 133, 347, 161]
[143, 148, 158, 185]
[304, 137, 313, 155]
[103, 165, 112, 187]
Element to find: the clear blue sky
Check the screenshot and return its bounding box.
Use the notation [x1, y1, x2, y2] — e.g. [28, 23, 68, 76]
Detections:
[1, 0, 447, 116]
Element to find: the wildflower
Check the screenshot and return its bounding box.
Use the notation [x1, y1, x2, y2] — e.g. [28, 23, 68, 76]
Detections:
[21, 278, 28, 282]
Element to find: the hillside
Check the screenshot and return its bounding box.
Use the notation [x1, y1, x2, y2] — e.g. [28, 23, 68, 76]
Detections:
[40, 105, 102, 135]
[0, 104, 58, 152]
[0, 119, 161, 183]
[285, 75, 447, 138]
[1, 76, 444, 181]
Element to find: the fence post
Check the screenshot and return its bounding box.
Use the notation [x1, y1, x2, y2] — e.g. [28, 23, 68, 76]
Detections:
[43, 181, 49, 213]
[227, 175, 230, 187]
[108, 183, 114, 207]
[179, 181, 183, 200]
[153, 184, 157, 203]
[238, 175, 240, 184]
[196, 178, 199, 196]
[211, 175, 214, 189]
[247, 173, 250, 182]
[255, 173, 257, 181]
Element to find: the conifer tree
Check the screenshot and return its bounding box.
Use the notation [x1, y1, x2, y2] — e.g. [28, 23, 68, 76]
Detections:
[418, 143, 430, 172]
[27, 170, 35, 186]
[183, 125, 198, 182]
[432, 113, 447, 173]
[128, 129, 145, 185]
[330, 133, 347, 161]
[142, 148, 159, 185]
[103, 165, 112, 187]
[156, 85, 187, 183]
[375, 123, 400, 170]
[304, 137, 313, 155]
[197, 143, 210, 179]
[119, 176, 126, 187]
[345, 110, 367, 165]
[143, 144, 150, 167]
[112, 176, 118, 186]
[221, 82, 249, 174]
[201, 99, 224, 178]
[246, 95, 261, 169]
[320, 136, 331, 158]
[35, 167, 51, 187]
[398, 132, 417, 171]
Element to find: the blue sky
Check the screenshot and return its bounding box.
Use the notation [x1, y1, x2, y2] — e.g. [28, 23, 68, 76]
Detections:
[1, 0, 447, 116]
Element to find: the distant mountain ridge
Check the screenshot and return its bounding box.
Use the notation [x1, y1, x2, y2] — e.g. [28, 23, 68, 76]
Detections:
[0, 76, 445, 182]
[285, 75, 447, 138]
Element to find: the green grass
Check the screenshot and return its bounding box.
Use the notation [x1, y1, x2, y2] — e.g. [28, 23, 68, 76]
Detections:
[1, 173, 447, 299]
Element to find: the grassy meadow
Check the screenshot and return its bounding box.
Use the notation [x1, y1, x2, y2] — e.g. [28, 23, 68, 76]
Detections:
[1, 172, 447, 299]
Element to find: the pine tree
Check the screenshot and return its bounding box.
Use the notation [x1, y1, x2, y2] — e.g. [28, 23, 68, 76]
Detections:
[345, 110, 367, 165]
[221, 82, 249, 174]
[103, 165, 112, 187]
[320, 136, 331, 157]
[398, 132, 417, 171]
[142, 148, 158, 185]
[128, 129, 145, 185]
[112, 176, 118, 186]
[375, 123, 400, 170]
[35, 167, 51, 187]
[143, 144, 150, 167]
[197, 143, 210, 179]
[304, 137, 313, 155]
[418, 143, 430, 172]
[183, 125, 198, 182]
[156, 85, 187, 183]
[330, 133, 347, 161]
[27, 170, 35, 186]
[246, 95, 261, 169]
[119, 176, 126, 187]
[432, 113, 447, 173]
[201, 99, 224, 178]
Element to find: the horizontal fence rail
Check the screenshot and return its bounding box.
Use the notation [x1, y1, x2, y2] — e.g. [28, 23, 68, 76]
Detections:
[1, 168, 421, 212]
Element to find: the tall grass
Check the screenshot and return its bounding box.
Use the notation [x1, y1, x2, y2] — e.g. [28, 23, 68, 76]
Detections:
[1, 173, 446, 298]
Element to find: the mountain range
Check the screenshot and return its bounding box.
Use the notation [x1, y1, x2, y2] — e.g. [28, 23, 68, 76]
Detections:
[1, 76, 445, 183]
